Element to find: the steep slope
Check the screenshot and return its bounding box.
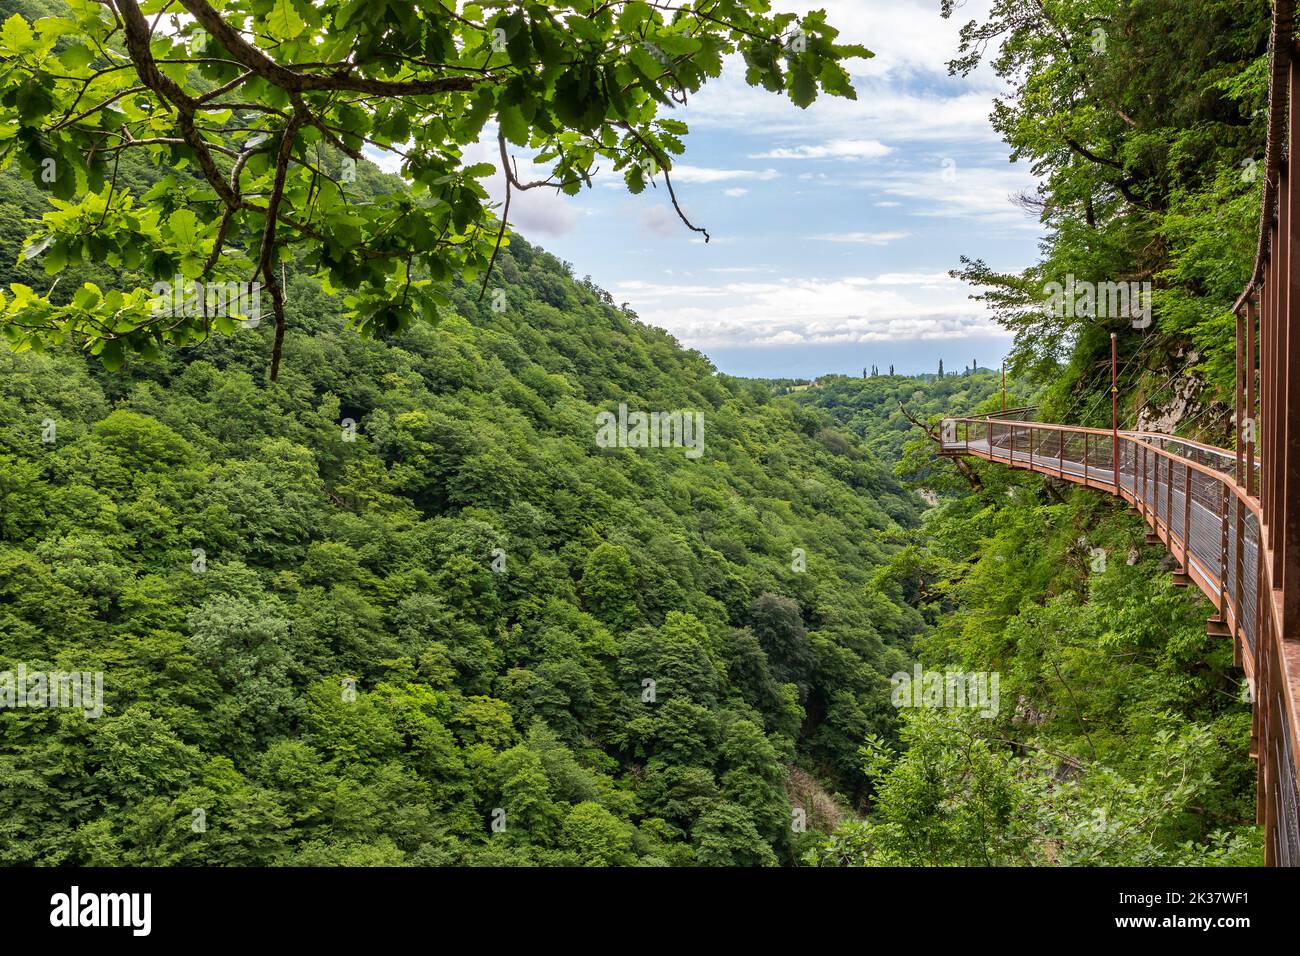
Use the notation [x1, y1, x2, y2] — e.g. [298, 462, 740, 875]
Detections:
[0, 186, 933, 864]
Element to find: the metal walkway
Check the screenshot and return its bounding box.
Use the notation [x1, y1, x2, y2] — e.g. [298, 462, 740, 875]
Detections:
[935, 0, 1300, 866]
[941, 414, 1299, 866]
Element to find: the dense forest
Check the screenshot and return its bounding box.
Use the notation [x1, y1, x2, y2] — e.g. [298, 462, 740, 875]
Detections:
[0, 0, 1272, 867]
[0, 135, 938, 863]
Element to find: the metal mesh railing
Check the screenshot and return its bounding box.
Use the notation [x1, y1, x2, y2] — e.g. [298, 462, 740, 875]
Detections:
[1127, 431, 1261, 493]
[1277, 695, 1300, 867]
[941, 415, 1300, 863]
[946, 421, 1260, 650]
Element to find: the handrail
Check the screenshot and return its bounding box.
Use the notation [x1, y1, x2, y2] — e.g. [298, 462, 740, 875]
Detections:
[964, 405, 1037, 420]
[943, 417, 1261, 514]
[1126, 430, 1261, 467]
[946, 416, 1261, 468]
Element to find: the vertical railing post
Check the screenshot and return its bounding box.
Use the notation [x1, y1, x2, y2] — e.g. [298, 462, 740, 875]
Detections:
[1154, 452, 1164, 528]
[1236, 307, 1245, 488]
[1220, 481, 1231, 615]
[1281, 53, 1300, 627]
[1140, 444, 1147, 517]
[1153, 452, 1161, 529]
[1112, 332, 1120, 491]
[1269, 161, 1285, 588]
[1235, 486, 1246, 641]
[1168, 455, 1175, 529]
[1248, 296, 1258, 497]
[1184, 463, 1194, 570]
[1084, 431, 1089, 483]
[1263, 244, 1272, 549]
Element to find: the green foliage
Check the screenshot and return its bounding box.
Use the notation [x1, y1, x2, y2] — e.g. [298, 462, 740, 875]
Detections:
[787, 370, 1011, 493]
[0, 0, 869, 374]
[943, 0, 1268, 440]
[0, 0, 1262, 870]
[808, 473, 1261, 866]
[0, 200, 925, 863]
[808, 709, 1257, 867]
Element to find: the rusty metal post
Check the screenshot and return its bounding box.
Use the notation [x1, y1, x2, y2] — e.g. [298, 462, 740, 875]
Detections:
[1153, 452, 1160, 526]
[1156, 452, 1163, 527]
[1269, 186, 1284, 587]
[1220, 481, 1231, 615]
[1236, 487, 1246, 639]
[1112, 332, 1119, 490]
[1170, 453, 1177, 531]
[1263, 248, 1272, 541]
[1140, 443, 1147, 518]
[1283, 54, 1300, 624]
[1236, 308, 1245, 488]
[1184, 463, 1193, 570]
[1248, 296, 1258, 497]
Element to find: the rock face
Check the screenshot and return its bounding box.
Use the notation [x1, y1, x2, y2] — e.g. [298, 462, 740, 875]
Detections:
[1135, 354, 1199, 434]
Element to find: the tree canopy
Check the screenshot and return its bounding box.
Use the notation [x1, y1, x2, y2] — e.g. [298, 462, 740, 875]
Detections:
[0, 0, 868, 377]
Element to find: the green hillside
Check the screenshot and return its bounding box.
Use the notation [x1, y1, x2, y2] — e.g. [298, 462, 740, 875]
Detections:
[0, 166, 934, 865]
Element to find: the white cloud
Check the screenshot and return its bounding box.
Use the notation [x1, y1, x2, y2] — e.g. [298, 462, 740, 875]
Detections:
[809, 231, 911, 245]
[769, 0, 999, 81]
[857, 163, 1040, 232]
[507, 189, 581, 237]
[751, 138, 892, 160]
[640, 204, 684, 238]
[668, 165, 781, 184]
[723, 188, 749, 198]
[676, 0, 1007, 147]
[613, 272, 999, 349]
[684, 78, 1003, 145]
[442, 131, 584, 237]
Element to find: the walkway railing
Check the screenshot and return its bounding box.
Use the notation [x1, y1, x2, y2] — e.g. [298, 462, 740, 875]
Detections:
[940, 417, 1299, 865]
[937, 0, 1300, 866]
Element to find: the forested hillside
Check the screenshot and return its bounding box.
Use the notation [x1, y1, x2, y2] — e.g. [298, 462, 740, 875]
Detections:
[0, 139, 937, 863]
[801, 416, 1260, 865]
[790, 371, 1010, 494]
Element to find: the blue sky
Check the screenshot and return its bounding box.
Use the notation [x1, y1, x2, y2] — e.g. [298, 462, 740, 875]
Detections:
[443, 0, 1044, 378]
